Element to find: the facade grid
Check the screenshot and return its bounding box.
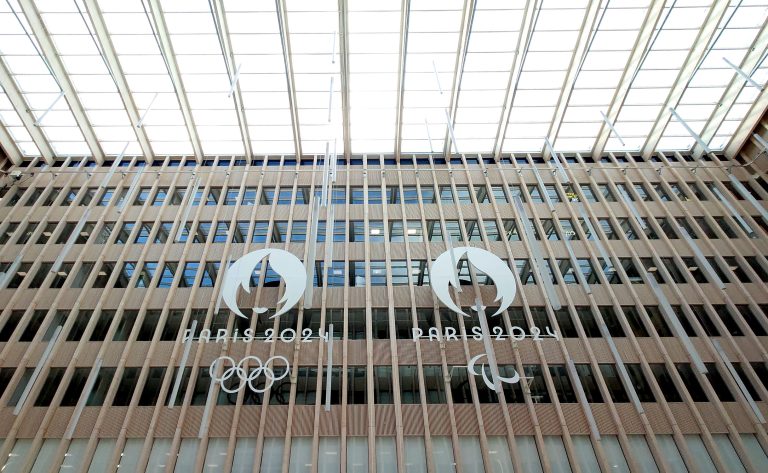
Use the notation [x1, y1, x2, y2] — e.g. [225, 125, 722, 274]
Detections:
[0, 150, 766, 472]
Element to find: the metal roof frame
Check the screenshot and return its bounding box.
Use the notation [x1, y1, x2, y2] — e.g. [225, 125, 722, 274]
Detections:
[0, 56, 54, 163]
[82, 0, 155, 163]
[211, 0, 253, 160]
[640, 0, 731, 159]
[492, 0, 539, 160]
[145, 0, 204, 162]
[591, 0, 668, 160]
[695, 19, 768, 158]
[18, 0, 105, 163]
[540, 0, 604, 160]
[441, 0, 476, 158]
[274, 0, 303, 159]
[0, 120, 21, 164]
[393, 0, 411, 160]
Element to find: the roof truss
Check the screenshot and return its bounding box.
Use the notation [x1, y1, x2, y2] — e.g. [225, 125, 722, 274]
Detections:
[640, 0, 731, 159]
[18, 0, 104, 163]
[82, 0, 155, 163]
[145, 0, 203, 161]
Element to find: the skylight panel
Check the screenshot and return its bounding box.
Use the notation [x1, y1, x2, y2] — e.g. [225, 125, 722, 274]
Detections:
[164, 0, 244, 155]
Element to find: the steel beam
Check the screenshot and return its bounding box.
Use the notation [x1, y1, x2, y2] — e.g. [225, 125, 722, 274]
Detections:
[640, 0, 730, 159]
[492, 0, 538, 159]
[441, 0, 476, 158]
[211, 0, 253, 159]
[336, 0, 351, 159]
[393, 0, 411, 159]
[591, 0, 667, 159]
[146, 0, 204, 161]
[0, 59, 54, 163]
[274, 0, 303, 159]
[0, 120, 21, 164]
[18, 0, 105, 163]
[83, 0, 155, 162]
[725, 89, 768, 159]
[540, 0, 603, 160]
[694, 20, 768, 158]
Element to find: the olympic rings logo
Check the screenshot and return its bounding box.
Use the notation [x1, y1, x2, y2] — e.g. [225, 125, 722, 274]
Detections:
[209, 355, 290, 394]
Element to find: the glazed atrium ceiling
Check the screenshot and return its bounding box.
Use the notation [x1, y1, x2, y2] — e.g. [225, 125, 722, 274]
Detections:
[0, 0, 766, 164]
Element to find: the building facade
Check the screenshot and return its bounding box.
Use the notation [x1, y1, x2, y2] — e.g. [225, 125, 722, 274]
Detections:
[0, 149, 766, 473]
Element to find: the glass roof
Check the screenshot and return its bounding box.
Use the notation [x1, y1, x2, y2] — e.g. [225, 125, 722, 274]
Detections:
[0, 0, 766, 160]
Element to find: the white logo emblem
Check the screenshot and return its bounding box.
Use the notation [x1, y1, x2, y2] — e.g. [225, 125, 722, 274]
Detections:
[222, 249, 306, 319]
[431, 247, 517, 317]
[468, 353, 520, 389]
[209, 355, 290, 393]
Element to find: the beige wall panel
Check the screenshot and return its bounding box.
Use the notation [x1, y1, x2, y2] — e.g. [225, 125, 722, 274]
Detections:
[263, 406, 290, 436]
[348, 341, 368, 365]
[412, 287, 433, 307]
[394, 341, 416, 365]
[317, 406, 341, 436]
[235, 407, 261, 436]
[507, 405, 535, 434]
[208, 406, 235, 437]
[401, 405, 425, 435]
[291, 405, 316, 436]
[533, 404, 563, 435]
[478, 405, 508, 435]
[453, 405, 481, 435]
[371, 341, 392, 365]
[425, 404, 453, 435]
[375, 405, 397, 435]
[346, 405, 368, 436]
[154, 408, 183, 437]
[125, 406, 154, 436]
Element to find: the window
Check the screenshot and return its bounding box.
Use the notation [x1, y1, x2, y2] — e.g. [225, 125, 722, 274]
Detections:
[113, 310, 137, 341]
[483, 220, 501, 241]
[439, 185, 454, 203]
[386, 186, 400, 204]
[600, 364, 629, 402]
[676, 364, 708, 402]
[133, 187, 151, 205]
[575, 364, 603, 402]
[295, 367, 317, 405]
[426, 220, 443, 241]
[370, 261, 386, 286]
[650, 364, 681, 402]
[374, 367, 393, 404]
[465, 220, 482, 241]
[597, 184, 616, 202]
[79, 187, 97, 206]
[157, 263, 176, 288]
[61, 188, 78, 206]
[205, 188, 221, 205]
[633, 183, 652, 201]
[137, 310, 161, 340]
[200, 262, 219, 287]
[180, 262, 199, 287]
[212, 222, 229, 243]
[508, 184, 525, 202]
[241, 187, 257, 205]
[42, 187, 61, 206]
[369, 221, 385, 242]
[138, 367, 166, 405]
[223, 188, 239, 205]
[154, 222, 173, 243]
[445, 220, 463, 241]
[391, 260, 409, 285]
[194, 222, 212, 243]
[134, 223, 152, 244]
[389, 220, 404, 242]
[491, 185, 508, 203]
[114, 223, 134, 244]
[349, 261, 365, 286]
[290, 221, 307, 242]
[625, 364, 655, 402]
[598, 219, 618, 240]
[112, 367, 139, 406]
[252, 221, 268, 243]
[544, 184, 562, 203]
[151, 187, 168, 206]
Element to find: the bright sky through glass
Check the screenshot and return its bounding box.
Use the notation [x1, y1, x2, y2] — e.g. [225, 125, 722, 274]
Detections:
[0, 0, 765, 159]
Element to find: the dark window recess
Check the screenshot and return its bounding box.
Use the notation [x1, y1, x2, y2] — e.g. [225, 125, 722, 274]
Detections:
[599, 364, 629, 403]
[575, 364, 603, 402]
[675, 364, 708, 402]
[34, 368, 65, 406]
[549, 365, 577, 403]
[0, 310, 25, 341]
[138, 367, 166, 405]
[625, 364, 655, 402]
[649, 364, 681, 402]
[112, 367, 140, 406]
[704, 363, 734, 402]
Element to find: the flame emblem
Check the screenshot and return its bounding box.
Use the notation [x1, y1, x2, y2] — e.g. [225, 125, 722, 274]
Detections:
[430, 247, 517, 317]
[221, 249, 306, 319]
